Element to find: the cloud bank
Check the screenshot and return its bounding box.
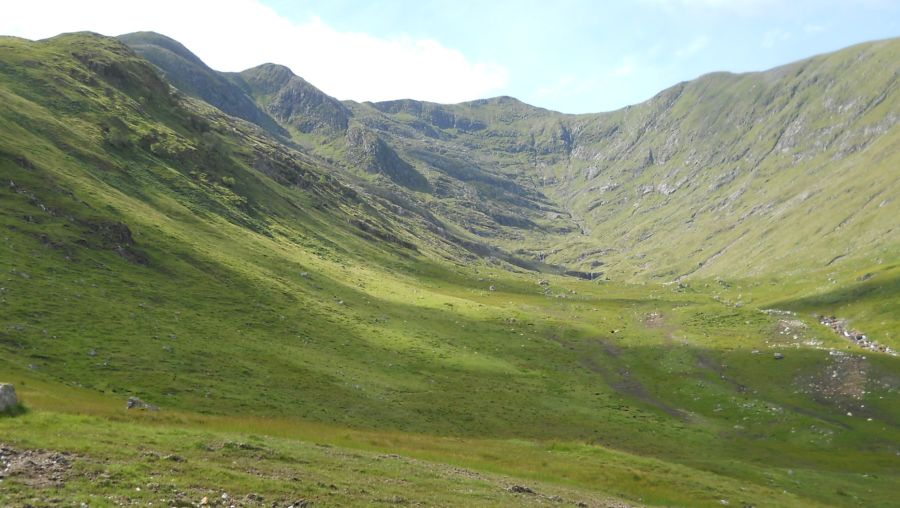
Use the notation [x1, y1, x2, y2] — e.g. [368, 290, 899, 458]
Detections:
[1, 0, 509, 104]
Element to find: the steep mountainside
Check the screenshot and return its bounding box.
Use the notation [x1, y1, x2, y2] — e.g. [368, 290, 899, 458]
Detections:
[352, 40, 900, 280]
[117, 32, 286, 136]
[233, 63, 351, 136]
[550, 39, 900, 279]
[123, 33, 585, 264]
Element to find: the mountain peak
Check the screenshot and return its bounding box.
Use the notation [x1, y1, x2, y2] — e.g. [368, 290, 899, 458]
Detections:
[119, 32, 286, 135]
[118, 31, 207, 68]
[238, 63, 350, 134]
[238, 63, 299, 94]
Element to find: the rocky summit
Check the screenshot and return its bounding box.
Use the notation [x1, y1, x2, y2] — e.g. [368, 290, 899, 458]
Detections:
[0, 30, 897, 508]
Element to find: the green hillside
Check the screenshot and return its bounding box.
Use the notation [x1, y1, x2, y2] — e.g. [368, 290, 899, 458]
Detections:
[0, 32, 898, 507]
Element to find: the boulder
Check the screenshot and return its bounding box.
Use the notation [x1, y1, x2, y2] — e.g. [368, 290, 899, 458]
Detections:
[0, 383, 18, 411]
[126, 396, 159, 411]
[773, 352, 785, 360]
[507, 485, 536, 494]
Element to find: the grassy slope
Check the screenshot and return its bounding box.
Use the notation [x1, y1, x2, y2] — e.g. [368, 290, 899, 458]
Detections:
[0, 33, 898, 507]
[549, 38, 900, 281]
[1, 410, 625, 508]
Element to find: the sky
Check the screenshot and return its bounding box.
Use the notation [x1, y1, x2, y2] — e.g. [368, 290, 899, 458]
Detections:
[3, 0, 899, 113]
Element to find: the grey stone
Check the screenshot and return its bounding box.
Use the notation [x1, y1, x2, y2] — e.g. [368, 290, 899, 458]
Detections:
[126, 396, 159, 411]
[0, 383, 18, 411]
[507, 485, 535, 494]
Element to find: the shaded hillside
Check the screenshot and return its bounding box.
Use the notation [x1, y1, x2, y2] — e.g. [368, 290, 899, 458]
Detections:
[120, 32, 585, 258]
[119, 31, 286, 136]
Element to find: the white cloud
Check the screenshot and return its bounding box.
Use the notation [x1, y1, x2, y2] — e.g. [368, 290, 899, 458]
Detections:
[534, 75, 577, 98]
[675, 36, 709, 57]
[646, 42, 665, 57]
[643, 0, 767, 10]
[762, 29, 792, 48]
[611, 58, 638, 77]
[803, 23, 826, 34]
[0, 0, 509, 104]
[641, 0, 791, 16]
[643, 0, 893, 16]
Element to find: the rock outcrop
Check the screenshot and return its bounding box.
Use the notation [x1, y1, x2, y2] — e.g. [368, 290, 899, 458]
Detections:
[126, 396, 159, 411]
[0, 384, 18, 412]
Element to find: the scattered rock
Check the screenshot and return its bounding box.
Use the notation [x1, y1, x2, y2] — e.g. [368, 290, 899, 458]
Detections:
[773, 353, 784, 360]
[797, 349, 873, 413]
[224, 441, 264, 451]
[818, 315, 894, 355]
[373, 496, 405, 505]
[761, 308, 796, 317]
[643, 312, 665, 328]
[507, 485, 536, 494]
[0, 384, 18, 412]
[0, 443, 74, 487]
[126, 397, 159, 411]
[245, 493, 264, 502]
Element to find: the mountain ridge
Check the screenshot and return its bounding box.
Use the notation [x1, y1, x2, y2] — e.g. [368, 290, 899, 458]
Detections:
[7, 30, 877, 282]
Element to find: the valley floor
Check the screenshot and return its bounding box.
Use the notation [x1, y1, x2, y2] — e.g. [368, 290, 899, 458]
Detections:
[2, 265, 899, 507]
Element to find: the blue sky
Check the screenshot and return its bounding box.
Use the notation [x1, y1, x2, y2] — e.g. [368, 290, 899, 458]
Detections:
[262, 0, 900, 112]
[5, 0, 900, 112]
